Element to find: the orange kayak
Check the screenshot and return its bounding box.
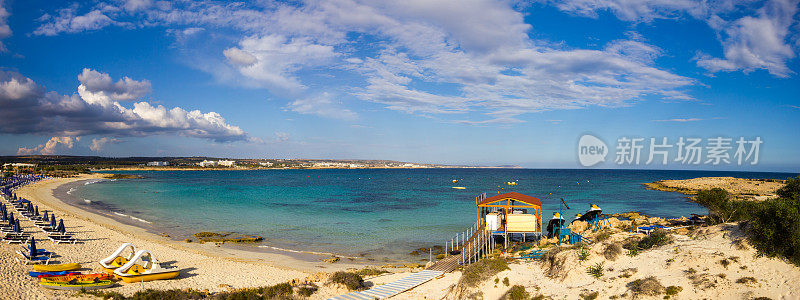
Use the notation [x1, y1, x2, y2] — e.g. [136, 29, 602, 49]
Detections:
[40, 273, 113, 283]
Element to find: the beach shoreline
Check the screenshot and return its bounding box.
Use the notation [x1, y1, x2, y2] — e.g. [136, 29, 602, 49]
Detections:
[54, 177, 371, 264]
[0, 175, 379, 298]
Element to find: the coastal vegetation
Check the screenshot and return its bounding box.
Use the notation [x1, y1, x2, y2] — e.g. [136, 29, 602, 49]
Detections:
[622, 229, 672, 252]
[458, 257, 510, 287]
[586, 262, 604, 279]
[501, 285, 529, 300]
[192, 232, 264, 243]
[79, 281, 297, 299]
[627, 276, 665, 296]
[329, 271, 365, 291]
[694, 176, 800, 265]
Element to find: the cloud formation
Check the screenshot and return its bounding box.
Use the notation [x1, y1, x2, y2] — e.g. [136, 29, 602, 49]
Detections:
[0, 0, 11, 51]
[0, 69, 248, 142]
[544, 0, 800, 77]
[89, 137, 122, 152]
[286, 93, 357, 121]
[17, 136, 79, 155]
[31, 0, 709, 123]
[697, 0, 799, 77]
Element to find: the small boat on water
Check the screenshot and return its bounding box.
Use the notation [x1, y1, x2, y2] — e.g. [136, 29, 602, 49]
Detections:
[452, 186, 466, 189]
[99, 243, 137, 274]
[113, 250, 180, 283]
[546, 212, 565, 238]
[32, 263, 81, 272]
[575, 204, 602, 222]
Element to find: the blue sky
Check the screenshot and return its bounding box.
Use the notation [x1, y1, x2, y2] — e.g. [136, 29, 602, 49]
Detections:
[0, 0, 798, 172]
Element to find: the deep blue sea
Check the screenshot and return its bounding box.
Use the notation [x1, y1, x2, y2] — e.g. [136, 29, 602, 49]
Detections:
[74, 169, 796, 260]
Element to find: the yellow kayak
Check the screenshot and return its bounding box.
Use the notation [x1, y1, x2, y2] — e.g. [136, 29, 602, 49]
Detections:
[116, 270, 180, 283]
[39, 280, 114, 290]
[33, 263, 81, 272]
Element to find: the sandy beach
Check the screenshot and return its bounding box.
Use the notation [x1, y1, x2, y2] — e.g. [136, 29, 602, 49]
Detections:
[0, 175, 389, 299]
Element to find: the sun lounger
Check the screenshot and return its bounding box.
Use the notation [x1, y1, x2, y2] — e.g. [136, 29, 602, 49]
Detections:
[636, 225, 673, 234]
[519, 249, 547, 260]
[16, 250, 51, 265]
[4, 234, 31, 244]
[48, 235, 77, 244]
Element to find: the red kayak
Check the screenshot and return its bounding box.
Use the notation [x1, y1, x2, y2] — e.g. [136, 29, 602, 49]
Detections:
[40, 273, 114, 282]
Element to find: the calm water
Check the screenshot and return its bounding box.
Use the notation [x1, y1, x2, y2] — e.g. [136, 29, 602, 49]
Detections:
[74, 169, 795, 260]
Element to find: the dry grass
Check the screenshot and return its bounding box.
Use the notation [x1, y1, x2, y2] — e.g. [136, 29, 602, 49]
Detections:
[603, 243, 622, 261]
[501, 285, 529, 300]
[458, 258, 510, 287]
[627, 276, 665, 296]
[329, 271, 365, 291]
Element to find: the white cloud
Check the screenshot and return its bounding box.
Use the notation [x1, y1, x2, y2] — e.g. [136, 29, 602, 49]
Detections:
[77, 68, 152, 101]
[33, 0, 699, 123]
[540, 0, 800, 77]
[286, 92, 357, 120]
[34, 6, 117, 36]
[652, 118, 704, 122]
[0, 69, 248, 142]
[274, 131, 290, 142]
[696, 0, 799, 77]
[544, 0, 706, 21]
[223, 34, 336, 93]
[124, 0, 152, 12]
[18, 136, 80, 155]
[0, 0, 12, 51]
[89, 137, 122, 152]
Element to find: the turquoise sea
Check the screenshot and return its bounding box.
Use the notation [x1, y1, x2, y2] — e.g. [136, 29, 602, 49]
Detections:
[73, 169, 795, 260]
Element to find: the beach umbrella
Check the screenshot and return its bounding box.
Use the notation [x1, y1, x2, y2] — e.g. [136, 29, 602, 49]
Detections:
[14, 219, 21, 233]
[56, 219, 65, 233]
[42, 211, 49, 223]
[1, 207, 6, 222]
[28, 237, 37, 257]
[49, 216, 56, 228]
[34, 206, 39, 216]
[9, 212, 15, 225]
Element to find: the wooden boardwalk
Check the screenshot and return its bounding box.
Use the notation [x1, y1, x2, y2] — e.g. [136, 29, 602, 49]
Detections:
[427, 224, 490, 273]
[327, 270, 444, 300]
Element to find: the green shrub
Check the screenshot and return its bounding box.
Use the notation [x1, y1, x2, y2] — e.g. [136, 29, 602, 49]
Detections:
[459, 258, 510, 287]
[586, 262, 604, 279]
[665, 285, 682, 296]
[329, 271, 365, 291]
[503, 277, 510, 286]
[745, 197, 800, 265]
[777, 176, 800, 201]
[637, 230, 672, 250]
[501, 285, 529, 300]
[296, 284, 318, 297]
[578, 249, 590, 261]
[736, 277, 757, 285]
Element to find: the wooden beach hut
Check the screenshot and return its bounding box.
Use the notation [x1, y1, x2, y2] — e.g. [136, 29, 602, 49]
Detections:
[476, 192, 542, 247]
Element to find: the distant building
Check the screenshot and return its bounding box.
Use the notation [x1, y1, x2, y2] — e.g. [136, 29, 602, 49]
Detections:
[260, 162, 274, 167]
[198, 160, 217, 167]
[146, 161, 169, 167]
[217, 160, 236, 167]
[3, 163, 37, 168]
[198, 160, 236, 167]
